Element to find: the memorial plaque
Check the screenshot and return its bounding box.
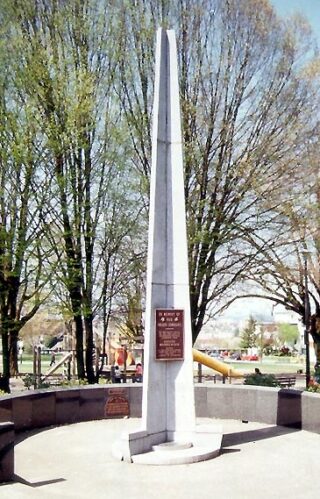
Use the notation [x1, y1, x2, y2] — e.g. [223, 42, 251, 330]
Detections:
[105, 388, 129, 417]
[155, 309, 184, 361]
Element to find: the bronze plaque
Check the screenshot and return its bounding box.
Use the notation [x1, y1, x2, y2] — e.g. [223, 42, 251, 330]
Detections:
[155, 309, 184, 361]
[105, 388, 129, 417]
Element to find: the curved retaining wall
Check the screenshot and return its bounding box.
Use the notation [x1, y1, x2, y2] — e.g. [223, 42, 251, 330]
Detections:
[195, 384, 320, 433]
[0, 384, 319, 434]
[0, 385, 142, 432]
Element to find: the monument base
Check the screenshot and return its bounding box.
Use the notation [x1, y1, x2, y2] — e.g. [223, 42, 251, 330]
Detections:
[112, 423, 222, 465]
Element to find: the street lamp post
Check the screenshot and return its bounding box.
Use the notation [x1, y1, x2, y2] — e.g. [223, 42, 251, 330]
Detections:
[303, 251, 311, 388]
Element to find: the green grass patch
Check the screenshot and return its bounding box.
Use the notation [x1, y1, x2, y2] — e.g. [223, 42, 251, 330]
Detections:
[225, 359, 304, 374]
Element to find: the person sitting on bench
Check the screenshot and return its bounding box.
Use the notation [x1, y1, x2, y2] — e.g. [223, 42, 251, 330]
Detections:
[133, 363, 143, 383]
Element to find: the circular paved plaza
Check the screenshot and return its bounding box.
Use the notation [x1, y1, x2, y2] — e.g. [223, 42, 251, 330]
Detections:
[2, 418, 320, 499]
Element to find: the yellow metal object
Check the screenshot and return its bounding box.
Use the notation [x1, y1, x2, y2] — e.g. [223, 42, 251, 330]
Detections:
[192, 349, 244, 378]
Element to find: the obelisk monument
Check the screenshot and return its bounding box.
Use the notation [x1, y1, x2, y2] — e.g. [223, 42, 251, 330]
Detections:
[140, 26, 196, 440]
[113, 28, 221, 465]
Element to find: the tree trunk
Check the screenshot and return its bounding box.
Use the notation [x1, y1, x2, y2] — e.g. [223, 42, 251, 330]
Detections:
[84, 315, 95, 384]
[314, 340, 320, 367]
[74, 315, 85, 379]
[9, 328, 19, 376]
[310, 314, 320, 368]
[1, 329, 10, 393]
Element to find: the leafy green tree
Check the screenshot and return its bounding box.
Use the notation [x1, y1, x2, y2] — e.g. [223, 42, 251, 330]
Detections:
[6, 0, 142, 383]
[277, 323, 299, 347]
[240, 316, 258, 349]
[0, 35, 54, 389]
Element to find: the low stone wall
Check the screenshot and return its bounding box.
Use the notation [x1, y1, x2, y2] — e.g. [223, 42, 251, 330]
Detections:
[197, 384, 320, 433]
[195, 384, 304, 429]
[0, 422, 14, 482]
[301, 390, 320, 433]
[0, 385, 142, 432]
[0, 383, 319, 434]
[1, 383, 320, 481]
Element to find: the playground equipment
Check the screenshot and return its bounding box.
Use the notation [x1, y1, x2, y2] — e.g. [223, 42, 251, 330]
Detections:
[42, 352, 73, 380]
[192, 349, 244, 378]
[114, 348, 135, 367]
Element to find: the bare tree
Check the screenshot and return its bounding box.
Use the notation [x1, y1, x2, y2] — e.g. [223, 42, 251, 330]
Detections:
[235, 131, 320, 366]
[116, 0, 320, 342]
[2, 0, 319, 392]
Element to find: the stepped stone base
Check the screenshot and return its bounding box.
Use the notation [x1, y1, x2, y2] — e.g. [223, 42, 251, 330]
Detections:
[113, 423, 222, 465]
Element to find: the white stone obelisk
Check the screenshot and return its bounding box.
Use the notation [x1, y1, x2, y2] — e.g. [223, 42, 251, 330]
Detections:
[113, 28, 221, 464]
[141, 27, 196, 441]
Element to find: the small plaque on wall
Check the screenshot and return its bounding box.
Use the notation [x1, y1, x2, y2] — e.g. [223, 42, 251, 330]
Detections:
[105, 388, 129, 417]
[155, 309, 184, 361]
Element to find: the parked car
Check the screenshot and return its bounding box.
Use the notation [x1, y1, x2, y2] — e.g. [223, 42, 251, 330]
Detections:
[230, 352, 242, 360]
[243, 354, 259, 361]
[209, 351, 223, 360]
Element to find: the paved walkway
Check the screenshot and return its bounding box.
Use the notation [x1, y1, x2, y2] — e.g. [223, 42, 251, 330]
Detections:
[2, 417, 320, 499]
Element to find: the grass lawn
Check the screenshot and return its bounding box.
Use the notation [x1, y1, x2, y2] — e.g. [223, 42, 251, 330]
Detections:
[1, 353, 308, 380]
[199, 355, 306, 376]
[1, 353, 66, 376]
[225, 361, 304, 375]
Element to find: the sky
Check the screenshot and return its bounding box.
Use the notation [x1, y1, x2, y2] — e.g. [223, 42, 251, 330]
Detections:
[221, 0, 320, 322]
[221, 297, 275, 321]
[271, 0, 320, 39]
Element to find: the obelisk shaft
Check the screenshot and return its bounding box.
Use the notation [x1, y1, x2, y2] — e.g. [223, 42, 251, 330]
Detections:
[115, 29, 196, 459]
[141, 28, 195, 439]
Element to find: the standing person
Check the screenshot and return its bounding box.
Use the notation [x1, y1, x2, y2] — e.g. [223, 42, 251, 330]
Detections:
[114, 365, 122, 383]
[50, 352, 56, 367]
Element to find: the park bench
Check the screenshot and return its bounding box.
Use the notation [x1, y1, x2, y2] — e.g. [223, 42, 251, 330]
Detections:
[274, 375, 296, 388]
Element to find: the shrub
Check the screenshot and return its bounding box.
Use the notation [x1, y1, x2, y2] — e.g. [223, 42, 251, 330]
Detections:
[307, 384, 320, 393]
[314, 364, 320, 384]
[59, 379, 89, 388]
[22, 374, 50, 390]
[307, 378, 320, 393]
[244, 373, 280, 387]
[22, 374, 34, 390]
